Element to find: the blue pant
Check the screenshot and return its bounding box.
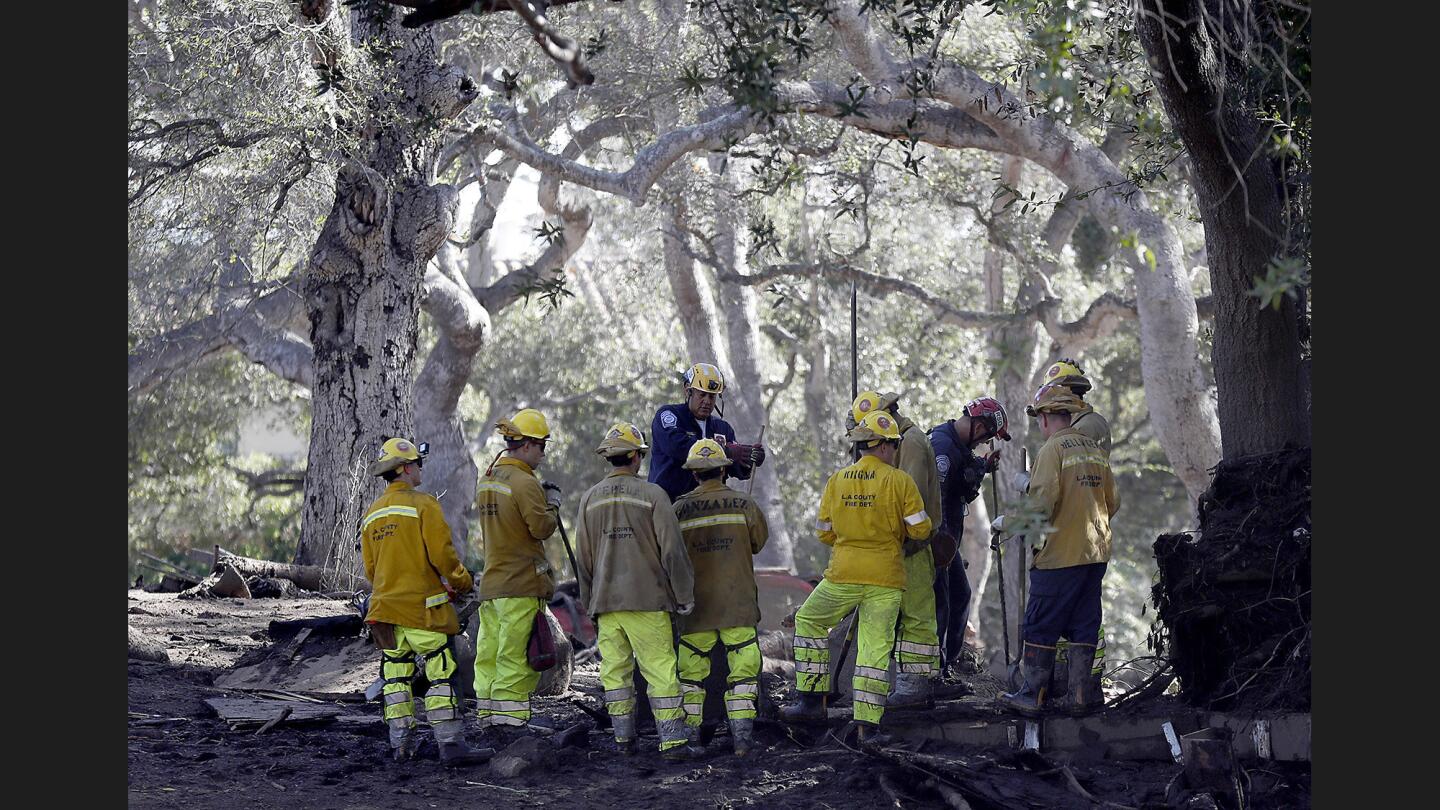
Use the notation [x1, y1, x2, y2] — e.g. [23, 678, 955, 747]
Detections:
[933, 558, 971, 666]
[1022, 563, 1106, 647]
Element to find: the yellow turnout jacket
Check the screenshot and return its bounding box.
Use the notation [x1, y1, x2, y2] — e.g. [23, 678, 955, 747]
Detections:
[362, 481, 473, 634]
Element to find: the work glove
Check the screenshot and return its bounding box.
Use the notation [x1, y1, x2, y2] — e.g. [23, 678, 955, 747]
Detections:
[902, 537, 930, 557]
[981, 450, 1001, 473]
[677, 602, 694, 616]
[725, 442, 766, 470]
[542, 480, 562, 509]
[1012, 471, 1031, 492]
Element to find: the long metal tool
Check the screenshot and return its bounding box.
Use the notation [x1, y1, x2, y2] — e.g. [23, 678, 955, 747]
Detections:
[850, 280, 858, 401]
[989, 450, 1012, 667]
[830, 609, 859, 701]
[556, 516, 580, 585]
[747, 423, 768, 496]
[992, 530, 1011, 669]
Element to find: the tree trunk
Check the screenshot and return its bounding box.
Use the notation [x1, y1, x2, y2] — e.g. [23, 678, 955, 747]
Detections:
[415, 244, 491, 562]
[295, 10, 476, 587]
[659, 194, 727, 369]
[1135, 0, 1307, 457]
[983, 155, 1047, 655]
[959, 489, 992, 647]
[709, 158, 796, 571]
[823, 0, 1222, 499]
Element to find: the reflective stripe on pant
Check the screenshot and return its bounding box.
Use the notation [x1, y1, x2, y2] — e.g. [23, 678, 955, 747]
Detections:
[472, 596, 543, 728]
[1057, 625, 1107, 676]
[894, 546, 941, 676]
[677, 626, 761, 727]
[381, 625, 460, 727]
[597, 610, 687, 750]
[792, 579, 903, 725]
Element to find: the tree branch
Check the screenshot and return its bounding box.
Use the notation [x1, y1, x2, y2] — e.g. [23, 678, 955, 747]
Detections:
[129, 281, 310, 394]
[506, 0, 594, 87]
[460, 102, 765, 204]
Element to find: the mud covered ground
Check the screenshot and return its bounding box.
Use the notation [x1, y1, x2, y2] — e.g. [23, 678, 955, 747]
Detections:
[127, 592, 1310, 809]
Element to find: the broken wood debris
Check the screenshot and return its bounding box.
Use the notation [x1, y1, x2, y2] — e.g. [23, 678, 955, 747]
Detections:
[203, 697, 345, 730]
[255, 707, 293, 735]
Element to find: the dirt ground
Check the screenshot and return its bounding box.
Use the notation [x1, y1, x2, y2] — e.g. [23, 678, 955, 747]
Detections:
[127, 591, 1310, 809]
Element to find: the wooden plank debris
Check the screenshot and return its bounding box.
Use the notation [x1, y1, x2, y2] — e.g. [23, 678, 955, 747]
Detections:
[888, 708, 1310, 763]
[277, 627, 313, 662]
[255, 707, 293, 735]
[203, 697, 343, 729]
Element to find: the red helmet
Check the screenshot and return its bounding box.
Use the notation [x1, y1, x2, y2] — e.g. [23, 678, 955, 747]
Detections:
[963, 396, 1011, 441]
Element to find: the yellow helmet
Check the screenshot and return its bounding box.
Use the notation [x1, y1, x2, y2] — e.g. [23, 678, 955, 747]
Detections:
[1026, 383, 1087, 416]
[367, 437, 428, 476]
[496, 408, 551, 442]
[683, 438, 733, 470]
[684, 362, 725, 395]
[1042, 358, 1092, 395]
[596, 422, 649, 457]
[849, 391, 884, 426]
[846, 410, 901, 446]
[846, 390, 899, 429]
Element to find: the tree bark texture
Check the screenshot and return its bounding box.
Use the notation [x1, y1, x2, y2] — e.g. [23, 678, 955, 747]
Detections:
[659, 194, 728, 375]
[415, 244, 492, 561]
[981, 156, 1045, 652]
[1135, 0, 1307, 457]
[296, 9, 477, 587]
[709, 158, 796, 571]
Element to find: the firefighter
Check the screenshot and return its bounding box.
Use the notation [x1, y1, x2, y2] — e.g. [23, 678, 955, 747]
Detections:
[994, 383, 1120, 716]
[472, 408, 561, 737]
[360, 437, 492, 766]
[1019, 364, 1111, 706]
[574, 422, 698, 759]
[649, 362, 766, 502]
[779, 411, 932, 746]
[672, 438, 770, 757]
[847, 392, 944, 708]
[1034, 358, 1111, 454]
[927, 396, 1009, 677]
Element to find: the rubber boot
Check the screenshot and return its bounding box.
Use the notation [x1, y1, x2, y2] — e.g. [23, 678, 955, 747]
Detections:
[1050, 641, 1070, 701]
[696, 722, 718, 748]
[659, 717, 704, 761]
[778, 691, 827, 722]
[729, 718, 755, 757]
[611, 713, 637, 755]
[1063, 643, 1102, 716]
[854, 720, 892, 750]
[999, 642, 1057, 717]
[388, 718, 417, 762]
[432, 719, 495, 767]
[887, 672, 935, 709]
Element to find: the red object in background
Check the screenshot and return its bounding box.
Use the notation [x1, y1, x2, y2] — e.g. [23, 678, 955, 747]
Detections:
[755, 568, 816, 633]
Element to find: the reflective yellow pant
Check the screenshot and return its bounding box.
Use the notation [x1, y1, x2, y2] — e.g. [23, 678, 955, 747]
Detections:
[677, 626, 761, 727]
[895, 547, 941, 676]
[381, 625, 460, 726]
[598, 610, 687, 750]
[473, 596, 543, 728]
[792, 579, 902, 725]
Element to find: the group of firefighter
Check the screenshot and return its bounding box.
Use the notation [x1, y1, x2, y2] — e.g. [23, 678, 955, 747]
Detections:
[358, 358, 1120, 766]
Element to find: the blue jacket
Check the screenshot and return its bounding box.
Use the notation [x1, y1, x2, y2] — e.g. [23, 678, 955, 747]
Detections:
[648, 403, 750, 502]
[928, 421, 990, 538]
